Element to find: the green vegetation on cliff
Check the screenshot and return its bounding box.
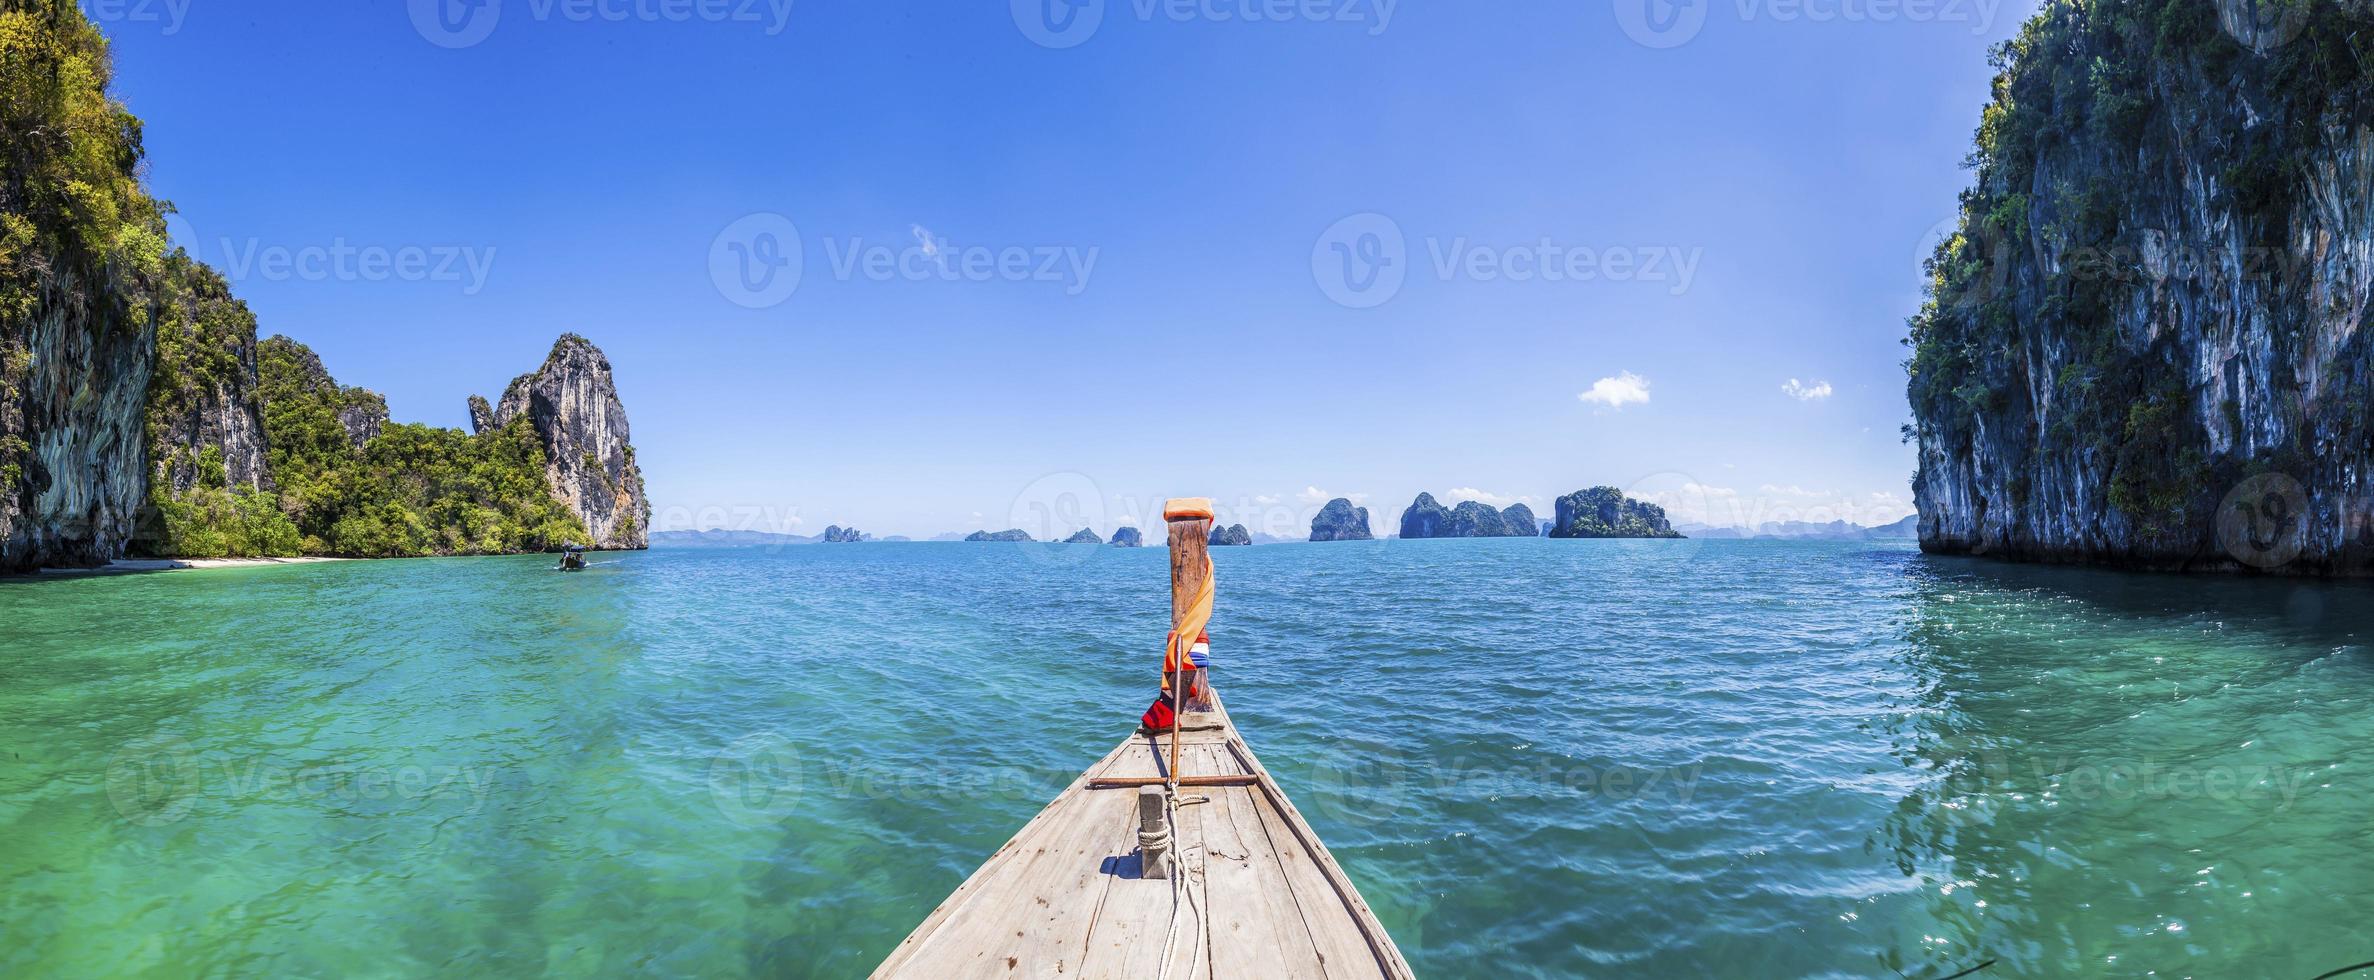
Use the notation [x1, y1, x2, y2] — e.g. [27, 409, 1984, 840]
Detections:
[253, 337, 586, 558]
[1905, 0, 2374, 565]
[0, 0, 169, 518]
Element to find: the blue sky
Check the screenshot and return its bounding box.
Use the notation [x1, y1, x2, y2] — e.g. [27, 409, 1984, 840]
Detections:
[100, 0, 2032, 539]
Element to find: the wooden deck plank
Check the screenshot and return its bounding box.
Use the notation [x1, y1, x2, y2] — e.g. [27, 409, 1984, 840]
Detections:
[1247, 785, 1391, 980]
[1199, 784, 1330, 979]
[1081, 794, 1209, 980]
[875, 694, 1409, 980]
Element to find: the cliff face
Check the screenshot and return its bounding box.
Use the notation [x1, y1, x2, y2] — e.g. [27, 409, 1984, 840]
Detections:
[1908, 0, 2374, 573]
[1503, 503, 1542, 537]
[0, 6, 167, 571]
[144, 257, 269, 502]
[0, 263, 155, 571]
[1208, 523, 1253, 546]
[1399, 492, 1453, 538]
[480, 335, 649, 550]
[1109, 526, 1144, 547]
[1309, 497, 1374, 541]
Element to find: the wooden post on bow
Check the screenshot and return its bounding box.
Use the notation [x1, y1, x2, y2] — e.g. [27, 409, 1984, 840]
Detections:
[1163, 498, 1215, 791]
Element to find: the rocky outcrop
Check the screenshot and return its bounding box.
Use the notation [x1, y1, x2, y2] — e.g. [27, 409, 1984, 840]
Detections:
[0, 263, 154, 572]
[1110, 526, 1144, 547]
[477, 335, 649, 550]
[1399, 493, 1539, 538]
[144, 257, 270, 501]
[0, 7, 162, 572]
[822, 525, 867, 543]
[966, 529, 1033, 542]
[1503, 503, 1542, 537]
[338, 390, 387, 448]
[258, 336, 390, 451]
[1062, 528, 1102, 544]
[1906, 1, 2374, 574]
[467, 395, 496, 436]
[1309, 497, 1373, 541]
[1399, 492, 1453, 538]
[1209, 523, 1253, 546]
[1550, 487, 1682, 538]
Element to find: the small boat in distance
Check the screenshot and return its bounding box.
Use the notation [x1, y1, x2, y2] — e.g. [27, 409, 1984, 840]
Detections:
[556, 544, 587, 572]
[873, 498, 1414, 979]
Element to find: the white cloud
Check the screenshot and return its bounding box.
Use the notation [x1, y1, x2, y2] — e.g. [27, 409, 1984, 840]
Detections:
[1444, 487, 1536, 508]
[911, 224, 942, 257]
[1298, 486, 1367, 505]
[1782, 378, 1834, 402]
[1253, 494, 1281, 506]
[1579, 371, 1651, 409]
[1758, 484, 1828, 496]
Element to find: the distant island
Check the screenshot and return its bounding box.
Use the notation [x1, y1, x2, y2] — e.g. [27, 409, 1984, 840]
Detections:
[822, 525, 871, 543]
[1062, 528, 1101, 544]
[1399, 493, 1541, 539]
[1208, 524, 1253, 546]
[1680, 516, 1917, 541]
[965, 529, 1034, 543]
[1109, 527, 1143, 547]
[1309, 498, 1374, 541]
[1547, 487, 1681, 539]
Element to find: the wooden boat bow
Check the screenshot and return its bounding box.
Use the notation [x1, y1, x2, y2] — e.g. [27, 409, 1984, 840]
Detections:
[872, 499, 1414, 979]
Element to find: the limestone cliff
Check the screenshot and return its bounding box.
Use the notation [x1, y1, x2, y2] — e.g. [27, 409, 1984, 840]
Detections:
[1109, 526, 1144, 547]
[0, 5, 166, 571]
[143, 256, 270, 502]
[1907, 0, 2374, 573]
[1399, 492, 1453, 539]
[1208, 523, 1253, 546]
[478, 335, 650, 550]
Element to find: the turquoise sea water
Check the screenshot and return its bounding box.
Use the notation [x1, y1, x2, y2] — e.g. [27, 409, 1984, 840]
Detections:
[3, 539, 2371, 977]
